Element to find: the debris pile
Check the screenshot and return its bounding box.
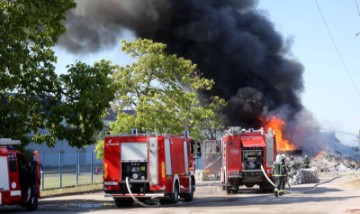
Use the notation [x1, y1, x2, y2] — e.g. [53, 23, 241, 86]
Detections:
[195, 170, 220, 181]
[312, 150, 360, 173]
[195, 170, 205, 182]
[288, 150, 360, 185]
[288, 167, 319, 185]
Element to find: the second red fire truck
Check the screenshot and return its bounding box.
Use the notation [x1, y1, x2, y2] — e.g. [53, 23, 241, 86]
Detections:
[103, 131, 199, 206]
[220, 127, 277, 193]
[0, 138, 41, 211]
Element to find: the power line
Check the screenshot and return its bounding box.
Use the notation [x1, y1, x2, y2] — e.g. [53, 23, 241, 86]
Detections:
[355, 0, 360, 16]
[314, 0, 360, 97]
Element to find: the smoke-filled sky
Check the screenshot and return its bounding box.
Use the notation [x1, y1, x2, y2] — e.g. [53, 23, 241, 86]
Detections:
[59, 0, 304, 128]
[55, 0, 360, 148]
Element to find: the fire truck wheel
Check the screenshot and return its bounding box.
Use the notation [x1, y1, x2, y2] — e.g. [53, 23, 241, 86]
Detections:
[226, 186, 238, 194]
[183, 177, 195, 202]
[183, 191, 194, 202]
[160, 182, 179, 205]
[170, 182, 179, 204]
[222, 175, 226, 190]
[25, 193, 38, 211]
[115, 198, 133, 207]
[226, 186, 232, 194]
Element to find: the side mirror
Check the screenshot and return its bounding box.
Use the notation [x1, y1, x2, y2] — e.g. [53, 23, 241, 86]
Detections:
[196, 142, 202, 157]
[190, 140, 195, 154]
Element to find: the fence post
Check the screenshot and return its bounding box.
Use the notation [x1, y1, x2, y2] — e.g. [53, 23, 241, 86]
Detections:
[41, 153, 44, 190]
[59, 152, 62, 189]
[76, 150, 79, 186]
[91, 151, 94, 184]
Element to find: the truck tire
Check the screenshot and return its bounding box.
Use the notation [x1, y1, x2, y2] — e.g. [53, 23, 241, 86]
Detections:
[160, 182, 179, 205]
[183, 189, 194, 202]
[115, 198, 133, 207]
[227, 185, 238, 194]
[25, 191, 38, 211]
[170, 182, 179, 204]
[183, 178, 194, 202]
[222, 175, 226, 190]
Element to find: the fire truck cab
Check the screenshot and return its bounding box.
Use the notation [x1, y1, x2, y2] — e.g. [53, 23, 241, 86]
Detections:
[220, 127, 277, 193]
[103, 132, 198, 207]
[0, 138, 41, 211]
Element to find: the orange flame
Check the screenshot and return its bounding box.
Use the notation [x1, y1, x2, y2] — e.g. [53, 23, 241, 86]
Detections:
[314, 150, 326, 159]
[265, 116, 295, 151]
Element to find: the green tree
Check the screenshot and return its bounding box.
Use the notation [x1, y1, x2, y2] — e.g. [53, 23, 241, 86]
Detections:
[95, 39, 225, 159]
[0, 1, 117, 148]
[0, 0, 76, 145]
[48, 61, 117, 148]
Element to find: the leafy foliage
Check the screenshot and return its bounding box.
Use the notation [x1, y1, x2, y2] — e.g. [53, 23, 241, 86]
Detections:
[0, 1, 116, 148]
[0, 0, 76, 145]
[110, 39, 226, 140]
[51, 61, 117, 148]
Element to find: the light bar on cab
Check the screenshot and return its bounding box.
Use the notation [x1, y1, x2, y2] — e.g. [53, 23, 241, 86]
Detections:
[0, 138, 21, 145]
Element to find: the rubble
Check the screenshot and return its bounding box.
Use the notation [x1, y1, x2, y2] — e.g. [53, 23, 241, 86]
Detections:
[195, 170, 220, 181]
[312, 150, 360, 173]
[195, 170, 205, 182]
[287, 150, 360, 186]
[288, 167, 319, 185]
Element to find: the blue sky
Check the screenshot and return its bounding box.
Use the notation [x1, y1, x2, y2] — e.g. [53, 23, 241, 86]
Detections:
[54, 1, 360, 145]
[258, 1, 360, 145]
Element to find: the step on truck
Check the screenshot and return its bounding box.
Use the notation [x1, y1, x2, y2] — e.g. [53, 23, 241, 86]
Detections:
[103, 132, 199, 207]
[0, 138, 41, 211]
[220, 127, 277, 193]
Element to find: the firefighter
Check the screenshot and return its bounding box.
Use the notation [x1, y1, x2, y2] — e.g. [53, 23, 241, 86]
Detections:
[280, 154, 289, 194]
[272, 154, 288, 197]
[304, 155, 310, 168]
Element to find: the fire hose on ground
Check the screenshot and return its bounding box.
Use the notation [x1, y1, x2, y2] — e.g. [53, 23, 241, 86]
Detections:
[125, 177, 154, 207]
[260, 165, 340, 194]
[261, 165, 291, 189]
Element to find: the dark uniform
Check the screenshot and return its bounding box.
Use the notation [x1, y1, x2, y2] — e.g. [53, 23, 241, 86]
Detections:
[272, 158, 288, 197]
[304, 155, 310, 168]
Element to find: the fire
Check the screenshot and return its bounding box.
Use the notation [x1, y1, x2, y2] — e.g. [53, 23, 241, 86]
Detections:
[265, 116, 295, 151]
[314, 150, 326, 159]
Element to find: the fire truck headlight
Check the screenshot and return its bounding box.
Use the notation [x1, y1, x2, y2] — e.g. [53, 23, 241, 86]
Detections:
[132, 173, 139, 180]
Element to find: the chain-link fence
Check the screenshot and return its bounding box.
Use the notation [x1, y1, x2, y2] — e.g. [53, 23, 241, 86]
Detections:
[39, 151, 103, 190]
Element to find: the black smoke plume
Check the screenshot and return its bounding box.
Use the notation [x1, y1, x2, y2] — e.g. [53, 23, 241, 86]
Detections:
[60, 0, 312, 148]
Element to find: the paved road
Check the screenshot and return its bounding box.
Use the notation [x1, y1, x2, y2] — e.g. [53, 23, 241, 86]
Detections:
[2, 175, 360, 214]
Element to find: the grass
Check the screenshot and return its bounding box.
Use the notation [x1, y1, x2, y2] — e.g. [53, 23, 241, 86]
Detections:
[39, 172, 103, 197]
[40, 183, 103, 197]
[42, 172, 103, 189]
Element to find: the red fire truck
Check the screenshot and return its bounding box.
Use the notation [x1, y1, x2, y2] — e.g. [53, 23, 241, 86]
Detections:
[0, 138, 41, 211]
[220, 127, 277, 193]
[103, 132, 198, 207]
